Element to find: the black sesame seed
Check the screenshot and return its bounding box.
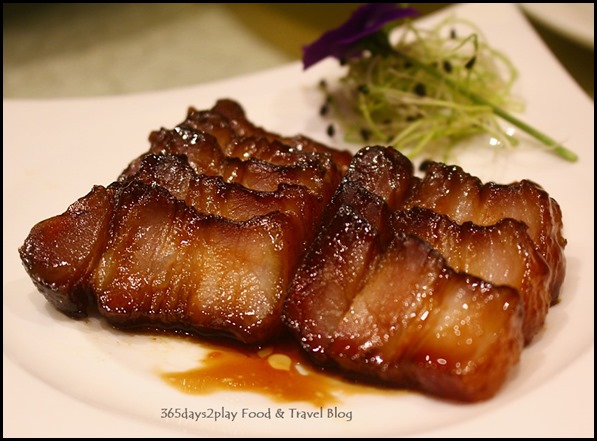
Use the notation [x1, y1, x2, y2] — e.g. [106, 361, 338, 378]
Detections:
[443, 60, 453, 73]
[319, 104, 329, 116]
[414, 83, 426, 97]
[419, 159, 433, 172]
[450, 29, 457, 39]
[327, 124, 335, 137]
[360, 128, 371, 141]
[465, 56, 476, 70]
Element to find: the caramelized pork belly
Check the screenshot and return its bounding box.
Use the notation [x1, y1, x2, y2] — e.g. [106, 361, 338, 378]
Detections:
[19, 181, 300, 344]
[342, 145, 416, 209]
[284, 203, 524, 402]
[187, 98, 353, 173]
[123, 126, 341, 200]
[151, 122, 338, 170]
[337, 147, 565, 304]
[122, 128, 223, 177]
[128, 153, 325, 249]
[19, 185, 112, 318]
[392, 207, 551, 344]
[312, 147, 548, 344]
[407, 161, 566, 303]
[321, 179, 394, 240]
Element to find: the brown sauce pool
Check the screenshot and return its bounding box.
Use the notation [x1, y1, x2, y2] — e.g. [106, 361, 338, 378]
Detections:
[159, 336, 396, 407]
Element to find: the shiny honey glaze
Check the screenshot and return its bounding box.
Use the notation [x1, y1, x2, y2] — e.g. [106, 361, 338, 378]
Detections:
[160, 337, 394, 406]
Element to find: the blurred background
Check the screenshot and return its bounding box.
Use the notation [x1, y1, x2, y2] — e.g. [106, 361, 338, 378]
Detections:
[3, 3, 593, 99]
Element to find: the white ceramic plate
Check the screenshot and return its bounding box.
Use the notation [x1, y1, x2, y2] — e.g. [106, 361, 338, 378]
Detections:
[3, 3, 594, 437]
[521, 3, 594, 49]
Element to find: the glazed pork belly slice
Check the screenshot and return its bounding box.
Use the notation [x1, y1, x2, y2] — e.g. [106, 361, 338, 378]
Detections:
[407, 161, 567, 304]
[318, 146, 549, 345]
[392, 207, 551, 344]
[341, 145, 416, 209]
[149, 123, 340, 170]
[121, 127, 341, 202]
[284, 202, 524, 402]
[19, 181, 300, 344]
[184, 98, 353, 173]
[127, 153, 326, 250]
[338, 146, 565, 305]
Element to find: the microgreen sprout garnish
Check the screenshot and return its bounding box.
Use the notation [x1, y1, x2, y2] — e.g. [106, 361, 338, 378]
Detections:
[302, 3, 578, 162]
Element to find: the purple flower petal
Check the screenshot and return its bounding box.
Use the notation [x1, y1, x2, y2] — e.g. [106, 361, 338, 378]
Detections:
[302, 3, 418, 70]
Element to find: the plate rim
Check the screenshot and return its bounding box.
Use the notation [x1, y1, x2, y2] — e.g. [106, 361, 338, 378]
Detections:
[3, 2, 595, 438]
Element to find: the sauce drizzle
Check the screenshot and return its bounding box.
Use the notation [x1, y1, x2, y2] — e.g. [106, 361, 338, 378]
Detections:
[161, 339, 390, 407]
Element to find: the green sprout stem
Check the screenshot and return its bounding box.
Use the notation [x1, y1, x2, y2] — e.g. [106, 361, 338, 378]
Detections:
[398, 50, 578, 162]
